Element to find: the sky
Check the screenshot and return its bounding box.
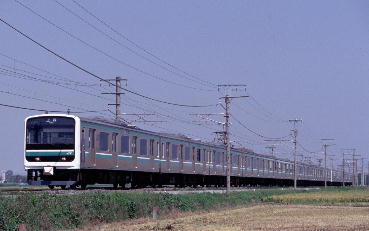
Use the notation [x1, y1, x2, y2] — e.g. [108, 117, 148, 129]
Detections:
[0, 0, 369, 174]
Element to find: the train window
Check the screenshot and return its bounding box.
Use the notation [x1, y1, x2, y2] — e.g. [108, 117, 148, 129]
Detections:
[162, 142, 165, 159]
[172, 144, 178, 160]
[205, 150, 210, 164]
[165, 142, 170, 158]
[139, 139, 147, 155]
[185, 146, 191, 160]
[156, 141, 160, 158]
[121, 136, 129, 154]
[196, 149, 201, 162]
[215, 152, 221, 164]
[232, 154, 238, 167]
[179, 145, 183, 160]
[150, 139, 155, 156]
[112, 133, 118, 152]
[88, 129, 95, 150]
[192, 147, 196, 161]
[253, 158, 257, 170]
[131, 136, 137, 154]
[99, 132, 109, 152]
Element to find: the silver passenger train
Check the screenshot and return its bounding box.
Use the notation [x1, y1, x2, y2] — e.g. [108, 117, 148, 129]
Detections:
[25, 114, 352, 189]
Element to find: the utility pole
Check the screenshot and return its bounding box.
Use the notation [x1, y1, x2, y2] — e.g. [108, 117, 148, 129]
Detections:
[102, 77, 127, 123]
[361, 157, 365, 186]
[342, 152, 345, 186]
[218, 84, 247, 194]
[329, 157, 334, 182]
[321, 139, 335, 188]
[289, 119, 302, 189]
[115, 77, 122, 122]
[352, 149, 358, 187]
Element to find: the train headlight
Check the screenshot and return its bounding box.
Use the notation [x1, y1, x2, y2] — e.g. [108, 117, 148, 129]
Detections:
[61, 157, 67, 161]
[35, 157, 40, 161]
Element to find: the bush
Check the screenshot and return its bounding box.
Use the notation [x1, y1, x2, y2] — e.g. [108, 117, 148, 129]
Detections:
[0, 189, 293, 231]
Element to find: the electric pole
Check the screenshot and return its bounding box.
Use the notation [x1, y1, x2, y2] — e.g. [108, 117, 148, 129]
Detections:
[342, 152, 345, 186]
[289, 119, 302, 189]
[352, 150, 359, 187]
[361, 157, 365, 186]
[102, 77, 127, 123]
[321, 138, 335, 188]
[218, 84, 248, 194]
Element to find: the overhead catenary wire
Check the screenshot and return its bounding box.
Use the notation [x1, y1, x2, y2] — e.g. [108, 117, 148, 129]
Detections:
[0, 16, 215, 108]
[0, 51, 103, 88]
[248, 95, 287, 123]
[13, 0, 213, 92]
[0, 66, 111, 102]
[297, 142, 322, 155]
[71, 0, 216, 88]
[230, 113, 291, 140]
[0, 102, 104, 113]
[53, 0, 215, 92]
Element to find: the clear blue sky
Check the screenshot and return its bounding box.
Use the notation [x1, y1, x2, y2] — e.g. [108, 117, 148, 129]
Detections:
[0, 0, 368, 173]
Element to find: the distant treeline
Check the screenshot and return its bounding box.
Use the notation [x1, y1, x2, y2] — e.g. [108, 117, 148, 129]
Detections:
[2, 175, 27, 184]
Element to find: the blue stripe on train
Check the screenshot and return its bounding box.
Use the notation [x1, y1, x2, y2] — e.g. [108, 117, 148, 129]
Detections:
[26, 151, 74, 157]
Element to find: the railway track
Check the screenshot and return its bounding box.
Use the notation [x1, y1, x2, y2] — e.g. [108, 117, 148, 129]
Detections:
[0, 186, 320, 195]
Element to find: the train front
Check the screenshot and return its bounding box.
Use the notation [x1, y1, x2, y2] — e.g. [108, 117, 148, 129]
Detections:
[24, 114, 81, 187]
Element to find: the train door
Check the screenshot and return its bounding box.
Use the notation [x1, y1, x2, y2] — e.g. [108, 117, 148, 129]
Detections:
[159, 141, 165, 173]
[179, 144, 184, 172]
[112, 133, 118, 168]
[192, 147, 196, 173]
[149, 139, 155, 171]
[81, 128, 86, 166]
[88, 128, 96, 166]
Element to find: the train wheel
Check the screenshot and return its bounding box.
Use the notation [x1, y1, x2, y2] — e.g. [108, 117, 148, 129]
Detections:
[48, 185, 55, 190]
[60, 185, 66, 190]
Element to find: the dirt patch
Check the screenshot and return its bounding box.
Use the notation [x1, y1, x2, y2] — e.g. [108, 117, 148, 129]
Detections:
[78, 204, 369, 231]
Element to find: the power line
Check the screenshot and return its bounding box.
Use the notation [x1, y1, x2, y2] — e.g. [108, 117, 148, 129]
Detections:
[230, 113, 290, 140]
[0, 51, 102, 89]
[0, 102, 103, 114]
[53, 0, 215, 91]
[71, 0, 216, 88]
[13, 0, 211, 92]
[0, 66, 111, 102]
[297, 142, 321, 155]
[248, 95, 287, 123]
[0, 16, 215, 108]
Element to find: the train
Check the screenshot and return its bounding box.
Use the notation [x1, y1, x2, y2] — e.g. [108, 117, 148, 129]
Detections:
[24, 114, 352, 189]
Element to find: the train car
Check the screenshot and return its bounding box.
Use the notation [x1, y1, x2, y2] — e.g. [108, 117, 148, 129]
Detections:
[24, 114, 352, 189]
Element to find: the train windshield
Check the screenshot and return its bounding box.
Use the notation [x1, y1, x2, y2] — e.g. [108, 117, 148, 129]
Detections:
[26, 117, 75, 150]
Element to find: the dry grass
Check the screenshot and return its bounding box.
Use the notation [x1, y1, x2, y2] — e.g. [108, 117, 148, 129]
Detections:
[270, 189, 369, 204]
[78, 204, 369, 231]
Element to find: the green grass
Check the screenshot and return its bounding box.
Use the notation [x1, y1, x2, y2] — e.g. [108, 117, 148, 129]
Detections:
[269, 187, 369, 204]
[0, 189, 293, 231]
[1, 187, 366, 231]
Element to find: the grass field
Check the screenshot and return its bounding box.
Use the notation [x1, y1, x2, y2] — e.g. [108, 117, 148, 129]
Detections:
[78, 187, 369, 231]
[270, 188, 369, 204]
[2, 187, 369, 230]
[83, 204, 369, 231]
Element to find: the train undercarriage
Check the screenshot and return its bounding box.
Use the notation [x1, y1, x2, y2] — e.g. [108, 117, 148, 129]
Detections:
[27, 169, 346, 190]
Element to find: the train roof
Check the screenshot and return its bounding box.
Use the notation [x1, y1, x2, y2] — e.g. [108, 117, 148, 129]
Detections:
[78, 116, 314, 166]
